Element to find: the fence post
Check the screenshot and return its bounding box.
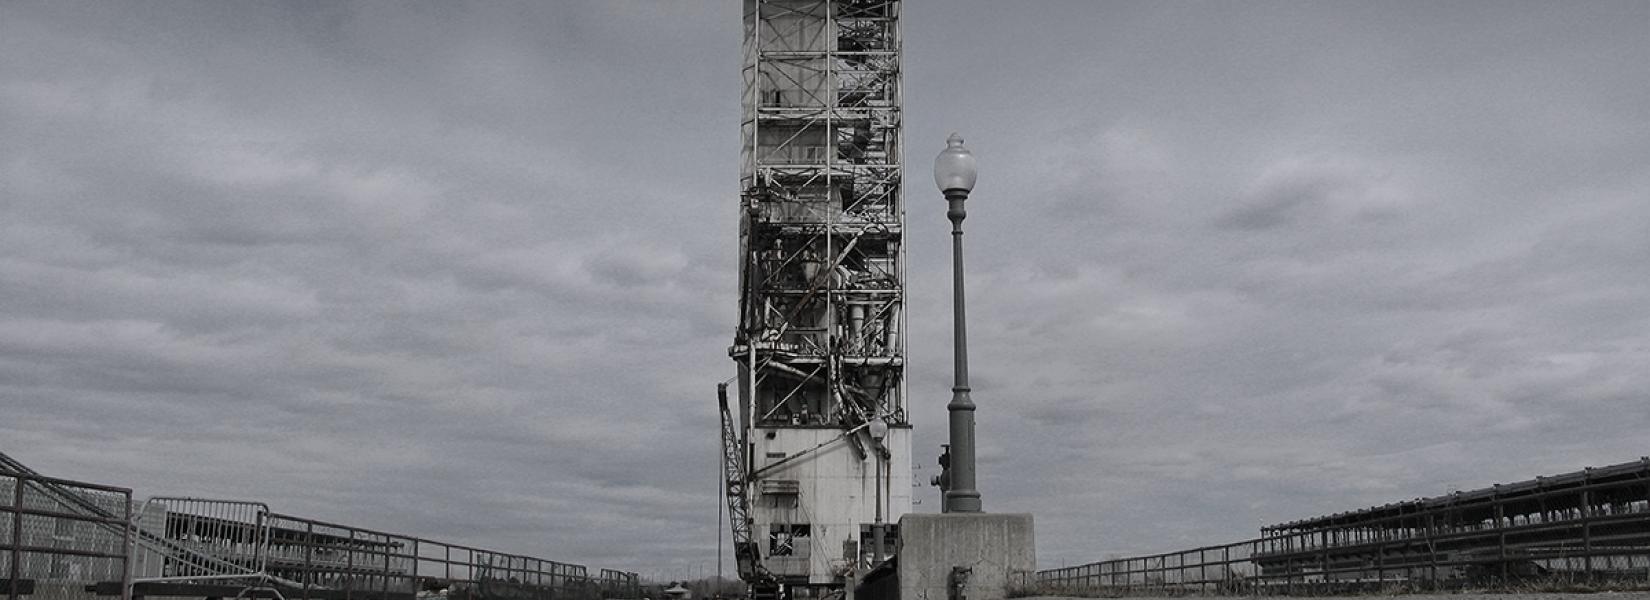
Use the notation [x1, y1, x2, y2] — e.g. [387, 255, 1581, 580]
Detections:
[120, 495, 133, 600]
[1221, 543, 1234, 596]
[9, 475, 22, 600]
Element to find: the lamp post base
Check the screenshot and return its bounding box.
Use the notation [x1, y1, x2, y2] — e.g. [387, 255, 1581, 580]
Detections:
[945, 490, 981, 514]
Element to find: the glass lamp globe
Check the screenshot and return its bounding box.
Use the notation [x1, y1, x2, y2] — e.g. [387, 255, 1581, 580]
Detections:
[933, 133, 978, 194]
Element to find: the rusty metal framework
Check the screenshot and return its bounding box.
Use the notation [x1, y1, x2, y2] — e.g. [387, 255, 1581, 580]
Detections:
[724, 0, 908, 595]
[1038, 457, 1650, 595]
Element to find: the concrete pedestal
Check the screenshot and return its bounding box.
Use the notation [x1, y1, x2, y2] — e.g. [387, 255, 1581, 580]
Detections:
[896, 513, 1035, 600]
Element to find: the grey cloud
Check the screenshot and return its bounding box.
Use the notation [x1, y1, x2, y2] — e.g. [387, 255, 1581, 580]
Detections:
[5, 0, 1650, 577]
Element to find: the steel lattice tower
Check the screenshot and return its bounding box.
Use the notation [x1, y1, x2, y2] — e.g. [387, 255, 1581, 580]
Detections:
[721, 1, 910, 597]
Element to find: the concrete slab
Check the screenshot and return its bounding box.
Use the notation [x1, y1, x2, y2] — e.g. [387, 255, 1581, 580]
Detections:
[896, 513, 1035, 600]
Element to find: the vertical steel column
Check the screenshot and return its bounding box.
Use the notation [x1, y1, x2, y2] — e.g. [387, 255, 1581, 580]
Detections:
[1582, 487, 1593, 581]
[1426, 514, 1438, 590]
[823, 0, 836, 446]
[120, 496, 132, 600]
[304, 521, 314, 600]
[1495, 487, 1507, 585]
[1375, 522, 1385, 590]
[379, 536, 390, 599]
[1285, 551, 1295, 597]
[346, 529, 355, 600]
[1644, 476, 1650, 584]
[1319, 528, 1329, 592]
[9, 477, 21, 600]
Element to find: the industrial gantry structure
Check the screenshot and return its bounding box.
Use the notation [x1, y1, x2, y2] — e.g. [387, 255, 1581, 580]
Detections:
[1038, 457, 1650, 595]
[719, 1, 911, 598]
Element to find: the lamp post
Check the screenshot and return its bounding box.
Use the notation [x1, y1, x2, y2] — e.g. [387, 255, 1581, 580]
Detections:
[934, 133, 981, 514]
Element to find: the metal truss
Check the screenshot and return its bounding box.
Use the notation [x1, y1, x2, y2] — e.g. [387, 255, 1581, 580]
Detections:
[734, 0, 905, 433]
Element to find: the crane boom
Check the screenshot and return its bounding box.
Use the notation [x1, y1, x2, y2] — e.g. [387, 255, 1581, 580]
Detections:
[718, 383, 777, 597]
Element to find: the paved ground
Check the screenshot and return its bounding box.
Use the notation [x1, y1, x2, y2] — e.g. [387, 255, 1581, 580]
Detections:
[1019, 595, 1650, 600]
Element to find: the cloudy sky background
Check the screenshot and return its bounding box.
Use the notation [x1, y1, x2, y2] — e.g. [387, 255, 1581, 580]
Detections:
[4, 0, 1648, 579]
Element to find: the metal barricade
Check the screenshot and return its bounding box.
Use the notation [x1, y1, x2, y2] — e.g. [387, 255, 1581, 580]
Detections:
[130, 497, 272, 586]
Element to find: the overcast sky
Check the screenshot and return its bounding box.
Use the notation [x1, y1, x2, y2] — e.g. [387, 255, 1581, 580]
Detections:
[4, 0, 1649, 580]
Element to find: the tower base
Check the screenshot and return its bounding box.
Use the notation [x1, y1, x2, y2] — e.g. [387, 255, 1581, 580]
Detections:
[895, 513, 1036, 600]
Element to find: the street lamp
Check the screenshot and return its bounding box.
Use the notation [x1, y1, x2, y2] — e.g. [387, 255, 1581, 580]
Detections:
[934, 133, 981, 514]
[869, 418, 889, 562]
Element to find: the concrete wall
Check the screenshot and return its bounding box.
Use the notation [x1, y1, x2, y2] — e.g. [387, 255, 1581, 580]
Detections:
[752, 427, 913, 584]
[897, 514, 1035, 600]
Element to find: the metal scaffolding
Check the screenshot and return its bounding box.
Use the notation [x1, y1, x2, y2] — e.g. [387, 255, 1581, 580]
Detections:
[1255, 457, 1650, 590]
[722, 1, 910, 597]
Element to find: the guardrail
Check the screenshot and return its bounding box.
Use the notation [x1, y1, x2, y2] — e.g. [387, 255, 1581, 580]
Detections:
[1, 468, 133, 600]
[0, 454, 642, 600]
[1042, 461, 1650, 596]
[259, 511, 597, 600]
[1040, 516, 1650, 596]
[1038, 540, 1263, 596]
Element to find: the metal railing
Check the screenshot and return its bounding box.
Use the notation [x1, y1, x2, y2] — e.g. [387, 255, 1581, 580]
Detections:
[1041, 511, 1650, 595]
[1038, 540, 1263, 597]
[0, 455, 643, 600]
[261, 511, 596, 600]
[1, 468, 133, 600]
[1043, 460, 1650, 596]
